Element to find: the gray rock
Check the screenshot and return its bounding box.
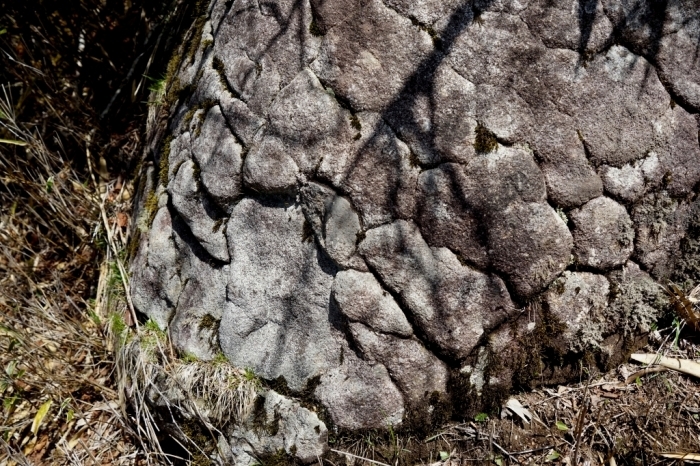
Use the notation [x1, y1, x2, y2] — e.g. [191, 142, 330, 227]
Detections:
[462, 145, 546, 214]
[130, 207, 182, 330]
[229, 390, 328, 465]
[475, 85, 535, 145]
[566, 46, 670, 167]
[655, 106, 700, 197]
[219, 93, 265, 147]
[349, 323, 448, 406]
[169, 160, 230, 262]
[599, 152, 663, 204]
[166, 132, 192, 183]
[243, 134, 300, 194]
[319, 112, 419, 228]
[219, 198, 340, 391]
[632, 192, 692, 279]
[431, 63, 478, 164]
[522, 0, 612, 53]
[214, 0, 321, 113]
[299, 181, 336, 243]
[359, 220, 514, 359]
[308, 0, 362, 33]
[382, 0, 463, 27]
[543, 272, 610, 352]
[488, 202, 573, 298]
[332, 270, 413, 337]
[266, 69, 356, 175]
[131, 0, 700, 435]
[416, 164, 489, 268]
[311, 0, 434, 112]
[324, 195, 363, 268]
[529, 108, 603, 208]
[314, 350, 405, 429]
[299, 183, 366, 270]
[656, 28, 700, 112]
[191, 105, 244, 208]
[569, 197, 634, 271]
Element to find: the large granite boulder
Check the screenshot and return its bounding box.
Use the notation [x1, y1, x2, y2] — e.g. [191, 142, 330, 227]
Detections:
[131, 0, 698, 447]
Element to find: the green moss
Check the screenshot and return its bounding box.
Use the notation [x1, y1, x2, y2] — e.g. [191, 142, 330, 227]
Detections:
[301, 218, 314, 243]
[184, 0, 209, 64]
[309, 19, 324, 37]
[408, 16, 442, 48]
[213, 56, 241, 99]
[473, 123, 498, 154]
[511, 304, 568, 388]
[181, 417, 216, 466]
[181, 352, 199, 363]
[212, 352, 228, 365]
[144, 191, 159, 228]
[126, 228, 142, 261]
[159, 135, 174, 185]
[254, 449, 299, 466]
[200, 314, 219, 331]
[349, 114, 361, 131]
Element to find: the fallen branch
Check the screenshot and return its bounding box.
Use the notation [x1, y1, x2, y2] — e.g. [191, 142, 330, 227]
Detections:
[630, 354, 700, 379]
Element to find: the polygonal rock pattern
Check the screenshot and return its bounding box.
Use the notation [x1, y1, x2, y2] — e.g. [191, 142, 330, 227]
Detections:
[569, 197, 635, 271]
[132, 0, 700, 436]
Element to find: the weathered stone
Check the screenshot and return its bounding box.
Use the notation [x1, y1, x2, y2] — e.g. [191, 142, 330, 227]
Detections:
[529, 108, 603, 208]
[219, 93, 265, 146]
[382, 0, 463, 27]
[243, 134, 300, 194]
[522, 0, 613, 53]
[655, 106, 700, 197]
[266, 69, 356, 175]
[314, 350, 405, 429]
[349, 323, 448, 406]
[166, 132, 192, 182]
[359, 220, 514, 360]
[475, 85, 535, 144]
[416, 164, 489, 268]
[565, 46, 670, 167]
[131, 0, 700, 440]
[311, 0, 434, 112]
[569, 197, 635, 271]
[191, 105, 244, 209]
[332, 270, 413, 337]
[543, 272, 610, 352]
[214, 0, 321, 113]
[462, 145, 546, 214]
[169, 160, 230, 262]
[431, 63, 478, 164]
[229, 390, 328, 465]
[299, 183, 366, 269]
[131, 207, 182, 330]
[319, 112, 419, 228]
[487, 202, 573, 298]
[219, 198, 339, 391]
[324, 195, 363, 268]
[599, 152, 663, 204]
[632, 192, 692, 279]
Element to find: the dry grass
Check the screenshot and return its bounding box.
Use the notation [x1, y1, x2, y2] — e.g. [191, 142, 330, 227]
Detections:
[0, 89, 142, 465]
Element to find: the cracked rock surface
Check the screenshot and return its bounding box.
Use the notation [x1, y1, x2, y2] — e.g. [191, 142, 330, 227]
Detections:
[132, 0, 699, 438]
